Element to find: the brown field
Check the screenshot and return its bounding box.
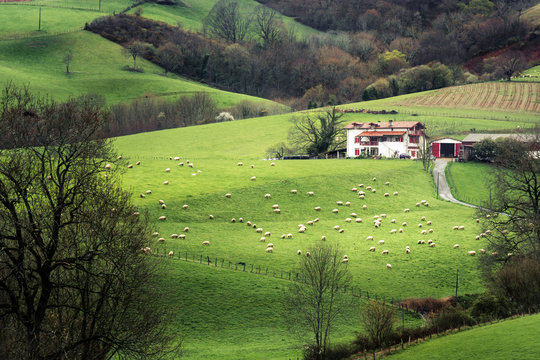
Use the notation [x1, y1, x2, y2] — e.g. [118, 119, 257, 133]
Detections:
[393, 82, 540, 113]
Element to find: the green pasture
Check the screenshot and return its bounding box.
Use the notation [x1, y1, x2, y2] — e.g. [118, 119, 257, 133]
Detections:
[128, 0, 322, 38]
[387, 314, 540, 360]
[522, 2, 540, 27]
[157, 259, 424, 359]
[447, 161, 493, 206]
[515, 65, 540, 82]
[0, 30, 278, 106]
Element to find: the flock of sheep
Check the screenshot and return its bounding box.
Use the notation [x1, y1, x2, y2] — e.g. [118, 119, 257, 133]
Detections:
[116, 157, 494, 269]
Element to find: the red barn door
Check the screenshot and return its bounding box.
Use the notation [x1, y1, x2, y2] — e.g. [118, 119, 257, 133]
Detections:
[432, 143, 440, 158]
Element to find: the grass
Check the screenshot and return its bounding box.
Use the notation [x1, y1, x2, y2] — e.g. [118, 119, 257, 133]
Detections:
[386, 313, 540, 360]
[128, 0, 322, 38]
[516, 65, 540, 82]
[447, 161, 493, 206]
[522, 2, 540, 28]
[0, 30, 280, 107]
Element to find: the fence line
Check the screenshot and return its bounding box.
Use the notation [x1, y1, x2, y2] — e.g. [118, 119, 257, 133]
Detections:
[150, 247, 409, 310]
[0, 2, 118, 14]
[0, 27, 83, 41]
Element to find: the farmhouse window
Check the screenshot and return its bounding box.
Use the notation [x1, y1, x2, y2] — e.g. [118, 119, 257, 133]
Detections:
[355, 137, 360, 143]
[410, 136, 418, 144]
[355, 149, 360, 156]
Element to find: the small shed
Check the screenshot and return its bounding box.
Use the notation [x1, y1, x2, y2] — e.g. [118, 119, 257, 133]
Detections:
[432, 138, 462, 158]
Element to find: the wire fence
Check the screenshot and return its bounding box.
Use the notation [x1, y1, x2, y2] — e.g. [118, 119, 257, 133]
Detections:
[0, 27, 83, 41]
[150, 247, 408, 309]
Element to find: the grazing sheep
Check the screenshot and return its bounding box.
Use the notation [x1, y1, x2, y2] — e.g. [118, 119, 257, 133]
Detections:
[247, 221, 252, 226]
[424, 202, 429, 207]
[184, 227, 189, 232]
[159, 216, 167, 221]
[265, 247, 273, 253]
[475, 235, 480, 240]
[146, 190, 152, 194]
[251, 165, 255, 168]
[476, 218, 480, 223]
[417, 239, 425, 244]
[399, 228, 403, 233]
[366, 236, 374, 241]
[479, 249, 486, 254]
[334, 225, 340, 230]
[428, 229, 433, 233]
[378, 240, 385, 245]
[372, 189, 377, 193]
[352, 188, 358, 192]
[358, 184, 364, 188]
[426, 220, 432, 225]
[270, 162, 276, 166]
[297, 250, 302, 255]
[128, 164, 133, 169]
[186, 160, 190, 164]
[374, 215, 380, 219]
[231, 218, 236, 223]
[163, 181, 169, 185]
[366, 186, 372, 190]
[385, 181, 390, 185]
[336, 201, 344, 206]
[314, 206, 321, 211]
[406, 248, 411, 254]
[485, 230, 492, 234]
[454, 244, 459, 248]
[382, 249, 389, 254]
[225, 193, 232, 198]
[152, 232, 159, 237]
[356, 218, 363, 223]
[179, 234, 186, 239]
[104, 163, 111, 170]
[369, 247, 376, 252]
[486, 214, 491, 218]
[179, 162, 184, 166]
[359, 195, 365, 199]
[251, 176, 256, 181]
[286, 233, 293, 239]
[373, 177, 377, 181]
[159, 200, 165, 205]
[421, 216, 426, 221]
[169, 251, 174, 257]
[338, 229, 345, 233]
[358, 191, 366, 196]
[384, 193, 390, 197]
[183, 204, 189, 210]
[321, 235, 326, 241]
[165, 168, 171, 172]
[239, 218, 244, 223]
[345, 218, 352, 223]
[265, 232, 271, 237]
[264, 194, 271, 199]
[404, 208, 410, 213]
[345, 201, 351, 206]
[267, 243, 274, 248]
[418, 223, 423, 228]
[202, 241, 210, 246]
[274, 209, 281, 214]
[307, 191, 314, 196]
[298, 228, 306, 233]
[393, 192, 398, 196]
[272, 204, 280, 209]
[188, 163, 194, 168]
[136, 161, 141, 165]
[290, 189, 297, 194]
[453, 226, 459, 230]
[174, 157, 180, 161]
[351, 212, 358, 218]
[416, 202, 421, 207]
[307, 221, 314, 226]
[161, 204, 167, 209]
[458, 226, 465, 230]
[387, 264, 392, 269]
[429, 242, 436, 247]
[280, 234, 286, 239]
[259, 237, 266, 242]
[332, 209, 339, 213]
[252, 224, 258, 229]
[342, 258, 348, 263]
[140, 193, 145, 198]
[390, 229, 397, 234]
[209, 215, 214, 219]
[158, 237, 165, 243]
[421, 230, 427, 235]
[502, 229, 508, 234]
[171, 234, 179, 239]
[237, 162, 243, 166]
[363, 205, 368, 209]
[402, 222, 407, 227]
[468, 251, 476, 256]
[306, 252, 311, 257]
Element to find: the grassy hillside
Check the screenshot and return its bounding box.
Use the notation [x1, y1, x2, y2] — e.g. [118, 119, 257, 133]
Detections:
[128, 0, 322, 37]
[114, 113, 491, 358]
[522, 2, 540, 28]
[386, 314, 540, 360]
[447, 162, 493, 206]
[0, 30, 279, 106]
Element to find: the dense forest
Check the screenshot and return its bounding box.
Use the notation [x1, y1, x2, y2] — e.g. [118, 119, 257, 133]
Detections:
[89, 0, 539, 109]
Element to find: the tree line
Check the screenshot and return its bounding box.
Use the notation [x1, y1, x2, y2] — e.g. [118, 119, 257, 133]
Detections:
[87, 0, 535, 110]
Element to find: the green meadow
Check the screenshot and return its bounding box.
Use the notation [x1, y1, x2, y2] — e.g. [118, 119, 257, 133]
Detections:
[386, 314, 540, 360]
[447, 162, 494, 206]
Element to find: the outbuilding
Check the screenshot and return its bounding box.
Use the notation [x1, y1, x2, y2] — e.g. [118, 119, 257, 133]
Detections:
[431, 138, 462, 158]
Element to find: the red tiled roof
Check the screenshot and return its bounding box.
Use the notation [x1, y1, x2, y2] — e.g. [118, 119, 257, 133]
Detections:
[356, 131, 406, 137]
[345, 121, 423, 130]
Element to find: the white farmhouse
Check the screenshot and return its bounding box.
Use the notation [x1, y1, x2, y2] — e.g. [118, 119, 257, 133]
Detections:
[345, 120, 427, 159]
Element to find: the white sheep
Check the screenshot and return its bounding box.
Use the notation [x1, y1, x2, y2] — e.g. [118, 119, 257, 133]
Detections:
[178, 162, 184, 166]
[136, 161, 141, 166]
[416, 202, 420, 207]
[251, 176, 256, 181]
[399, 228, 403, 233]
[231, 218, 236, 223]
[406, 248, 411, 254]
[265, 232, 271, 237]
[390, 229, 397, 234]
[453, 226, 459, 230]
[128, 164, 133, 168]
[382, 249, 389, 254]
[104, 163, 111, 170]
[387, 264, 392, 269]
[274, 209, 281, 213]
[336, 201, 343, 206]
[426, 220, 432, 225]
[314, 206, 321, 211]
[280, 234, 286, 239]
[429, 242, 436, 247]
[479, 248, 486, 254]
[421, 230, 427, 235]
[267, 243, 274, 248]
[239, 218, 243, 223]
[146, 190, 152, 194]
[428, 229, 433, 233]
[161, 204, 167, 209]
[152, 232, 159, 237]
[307, 221, 314, 226]
[297, 249, 302, 255]
[259, 237, 266, 242]
[359, 195, 365, 199]
[307, 191, 314, 196]
[265, 247, 273, 253]
[418, 223, 423, 228]
[174, 157, 180, 161]
[140, 193, 145, 198]
[159, 216, 167, 221]
[264, 194, 271, 199]
[468, 251, 476, 256]
[306, 252, 311, 257]
[404, 208, 410, 213]
[184, 227, 189, 232]
[378, 240, 385, 245]
[366, 186, 372, 190]
[454, 244, 459, 248]
[369, 247, 376, 252]
[298, 228, 306, 233]
[373, 177, 377, 181]
[202, 241, 210, 246]
[355, 218, 363, 223]
[237, 162, 243, 166]
[338, 229, 345, 233]
[372, 189, 377, 193]
[179, 234, 186, 239]
[183, 204, 189, 210]
[366, 236, 374, 241]
[358, 184, 364, 188]
[165, 168, 171, 172]
[163, 181, 169, 185]
[225, 193, 232, 198]
[290, 189, 297, 194]
[270, 162, 275, 166]
[345, 218, 352, 223]
[393, 192, 398, 196]
[188, 163, 194, 168]
[286, 233, 293, 239]
[158, 237, 165, 243]
[384, 193, 390, 197]
[385, 181, 390, 185]
[133, 211, 140, 217]
[345, 201, 351, 206]
[358, 191, 366, 196]
[332, 209, 339, 213]
[334, 225, 340, 230]
[351, 187, 358, 192]
[168, 251, 174, 257]
[363, 205, 368, 209]
[458, 226, 465, 230]
[321, 235, 326, 241]
[475, 235, 480, 240]
[421, 216, 426, 221]
[342, 258, 349, 263]
[402, 222, 407, 226]
[171, 234, 179, 239]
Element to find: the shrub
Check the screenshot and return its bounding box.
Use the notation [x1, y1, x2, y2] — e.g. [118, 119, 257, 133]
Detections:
[429, 305, 475, 332]
[471, 293, 511, 321]
[361, 300, 397, 348]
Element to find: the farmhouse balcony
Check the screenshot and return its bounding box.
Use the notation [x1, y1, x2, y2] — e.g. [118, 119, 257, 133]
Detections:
[360, 141, 379, 145]
[409, 130, 425, 136]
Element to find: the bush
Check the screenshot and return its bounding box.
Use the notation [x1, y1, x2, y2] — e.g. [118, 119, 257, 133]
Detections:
[471, 293, 511, 321]
[429, 305, 475, 332]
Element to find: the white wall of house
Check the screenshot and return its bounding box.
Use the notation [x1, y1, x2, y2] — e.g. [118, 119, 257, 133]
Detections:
[346, 129, 361, 157]
[379, 142, 407, 157]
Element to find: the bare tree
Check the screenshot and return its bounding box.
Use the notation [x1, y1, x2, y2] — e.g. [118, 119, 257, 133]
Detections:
[254, 5, 282, 47]
[288, 107, 345, 158]
[122, 41, 146, 70]
[203, 0, 251, 43]
[63, 50, 73, 74]
[361, 300, 397, 349]
[284, 244, 352, 359]
[0, 84, 179, 359]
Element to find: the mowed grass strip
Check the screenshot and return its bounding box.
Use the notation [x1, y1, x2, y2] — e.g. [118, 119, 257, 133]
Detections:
[447, 161, 493, 206]
[386, 313, 540, 360]
[0, 30, 279, 106]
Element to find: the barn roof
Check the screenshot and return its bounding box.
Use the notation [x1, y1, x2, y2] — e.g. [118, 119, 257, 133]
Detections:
[356, 131, 406, 137]
[432, 138, 462, 144]
[344, 121, 424, 130]
[462, 133, 537, 143]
